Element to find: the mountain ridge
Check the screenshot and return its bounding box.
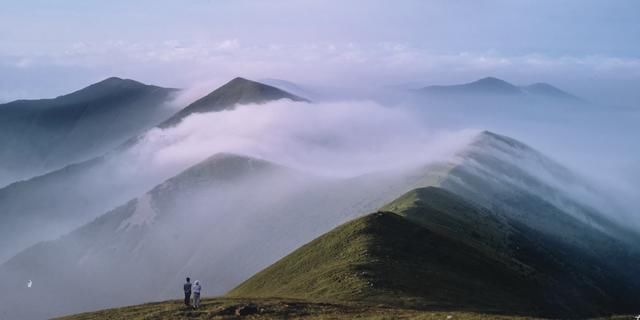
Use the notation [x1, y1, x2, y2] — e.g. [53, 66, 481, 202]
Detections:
[2, 77, 174, 107]
[0, 77, 178, 186]
[419, 77, 581, 102]
[230, 186, 640, 317]
[0, 77, 310, 262]
[229, 207, 540, 315]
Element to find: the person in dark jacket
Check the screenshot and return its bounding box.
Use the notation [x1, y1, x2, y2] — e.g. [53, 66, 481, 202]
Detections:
[183, 277, 192, 306]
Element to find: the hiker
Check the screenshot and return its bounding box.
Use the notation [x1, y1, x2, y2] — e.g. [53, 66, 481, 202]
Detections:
[183, 277, 192, 306]
[192, 280, 202, 309]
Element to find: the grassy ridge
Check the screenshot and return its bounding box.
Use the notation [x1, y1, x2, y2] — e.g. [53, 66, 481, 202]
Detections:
[228, 207, 539, 314]
[54, 297, 533, 320]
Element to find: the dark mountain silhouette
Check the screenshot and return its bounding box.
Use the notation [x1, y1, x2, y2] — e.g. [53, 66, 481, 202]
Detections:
[418, 77, 582, 103]
[160, 77, 308, 127]
[0, 77, 177, 184]
[422, 77, 522, 95]
[522, 82, 581, 101]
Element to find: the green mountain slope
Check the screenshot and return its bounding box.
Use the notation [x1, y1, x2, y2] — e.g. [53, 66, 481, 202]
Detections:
[229, 189, 542, 315]
[381, 187, 511, 259]
[230, 186, 640, 318]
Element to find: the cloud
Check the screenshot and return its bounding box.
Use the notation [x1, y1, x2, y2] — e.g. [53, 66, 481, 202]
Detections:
[126, 99, 478, 178]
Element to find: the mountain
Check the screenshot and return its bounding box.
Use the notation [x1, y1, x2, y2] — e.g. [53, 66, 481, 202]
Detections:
[0, 153, 293, 319]
[0, 151, 393, 319]
[3, 131, 638, 319]
[229, 205, 537, 315]
[0, 77, 177, 185]
[418, 77, 581, 103]
[0, 77, 308, 263]
[422, 77, 522, 96]
[258, 78, 315, 101]
[0, 148, 422, 319]
[428, 131, 639, 246]
[52, 187, 640, 320]
[160, 77, 308, 127]
[230, 187, 640, 317]
[521, 82, 581, 101]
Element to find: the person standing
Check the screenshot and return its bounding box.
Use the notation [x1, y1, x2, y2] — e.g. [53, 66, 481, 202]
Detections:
[192, 280, 202, 309]
[183, 277, 192, 306]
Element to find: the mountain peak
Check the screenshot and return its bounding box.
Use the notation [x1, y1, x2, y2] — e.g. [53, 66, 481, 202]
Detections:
[85, 77, 151, 91]
[227, 76, 252, 84]
[214, 77, 282, 93]
[152, 152, 281, 194]
[51, 77, 167, 105]
[474, 130, 534, 152]
[421, 76, 522, 96]
[160, 77, 308, 127]
[474, 76, 508, 84]
[419, 77, 583, 102]
[466, 77, 521, 94]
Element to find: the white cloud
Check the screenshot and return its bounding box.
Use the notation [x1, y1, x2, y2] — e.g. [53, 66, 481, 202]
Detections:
[127, 100, 478, 178]
[215, 39, 240, 51]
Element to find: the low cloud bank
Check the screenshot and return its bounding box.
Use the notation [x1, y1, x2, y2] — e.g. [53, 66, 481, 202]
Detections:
[127, 99, 479, 178]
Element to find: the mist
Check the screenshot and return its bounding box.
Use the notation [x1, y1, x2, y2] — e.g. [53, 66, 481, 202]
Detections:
[130, 99, 478, 177]
[2, 85, 640, 319]
[398, 91, 640, 225]
[3, 87, 639, 265]
[0, 97, 482, 319]
[0, 97, 476, 263]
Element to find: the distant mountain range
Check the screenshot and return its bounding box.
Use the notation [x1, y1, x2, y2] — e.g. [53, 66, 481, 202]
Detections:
[0, 77, 306, 263]
[0, 77, 178, 185]
[418, 77, 581, 102]
[2, 131, 638, 319]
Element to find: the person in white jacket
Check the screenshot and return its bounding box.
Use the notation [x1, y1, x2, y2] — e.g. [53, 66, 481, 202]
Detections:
[191, 280, 202, 309]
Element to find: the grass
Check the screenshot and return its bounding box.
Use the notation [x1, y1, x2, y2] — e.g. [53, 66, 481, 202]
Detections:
[54, 297, 637, 320]
[54, 297, 535, 320]
[228, 205, 542, 315]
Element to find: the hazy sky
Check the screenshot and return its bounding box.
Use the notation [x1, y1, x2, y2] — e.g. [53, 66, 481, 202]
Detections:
[1, 0, 639, 104]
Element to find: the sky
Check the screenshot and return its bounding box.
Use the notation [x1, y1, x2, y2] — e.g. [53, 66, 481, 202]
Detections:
[0, 0, 639, 105]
